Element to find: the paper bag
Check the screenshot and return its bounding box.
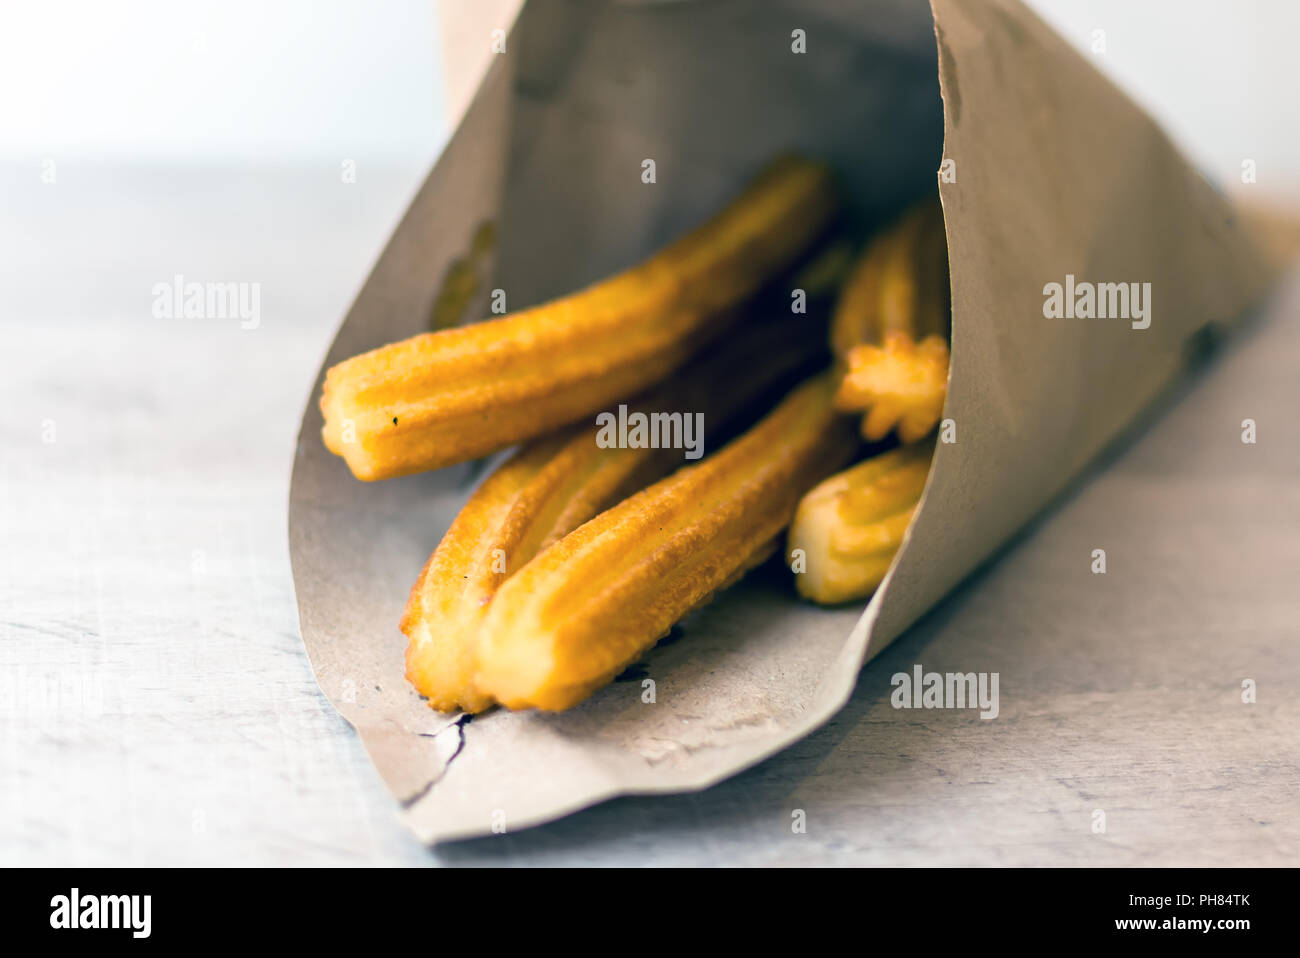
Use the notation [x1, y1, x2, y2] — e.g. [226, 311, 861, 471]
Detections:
[288, 0, 1273, 842]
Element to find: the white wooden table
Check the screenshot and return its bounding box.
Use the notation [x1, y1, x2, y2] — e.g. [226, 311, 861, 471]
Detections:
[3, 163, 1297, 865]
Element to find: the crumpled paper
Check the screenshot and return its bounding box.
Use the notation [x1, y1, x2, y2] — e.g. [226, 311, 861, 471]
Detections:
[288, 0, 1272, 842]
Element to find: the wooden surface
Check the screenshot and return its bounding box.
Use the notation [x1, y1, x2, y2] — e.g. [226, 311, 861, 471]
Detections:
[2, 164, 1297, 866]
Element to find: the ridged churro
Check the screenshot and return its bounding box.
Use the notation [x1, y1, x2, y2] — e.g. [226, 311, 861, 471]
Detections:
[473, 374, 859, 711]
[402, 312, 832, 712]
[830, 198, 951, 443]
[837, 332, 950, 443]
[320, 156, 840, 480]
[402, 241, 855, 712]
[788, 440, 934, 604]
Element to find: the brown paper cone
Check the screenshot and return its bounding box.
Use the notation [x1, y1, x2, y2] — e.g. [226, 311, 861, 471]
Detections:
[289, 0, 1273, 842]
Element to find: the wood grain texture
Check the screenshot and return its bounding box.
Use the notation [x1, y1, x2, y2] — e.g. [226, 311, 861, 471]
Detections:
[1, 164, 1297, 865]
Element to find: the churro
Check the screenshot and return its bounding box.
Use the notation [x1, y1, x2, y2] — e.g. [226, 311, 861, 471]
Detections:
[788, 440, 934, 604]
[473, 373, 859, 711]
[320, 156, 840, 480]
[402, 243, 853, 712]
[403, 313, 832, 712]
[837, 333, 949, 443]
[830, 198, 951, 443]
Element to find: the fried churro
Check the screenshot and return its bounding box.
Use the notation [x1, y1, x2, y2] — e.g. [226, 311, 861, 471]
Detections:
[402, 314, 832, 712]
[837, 332, 950, 443]
[830, 198, 951, 443]
[472, 373, 859, 711]
[320, 156, 840, 480]
[402, 244, 853, 713]
[788, 439, 934, 604]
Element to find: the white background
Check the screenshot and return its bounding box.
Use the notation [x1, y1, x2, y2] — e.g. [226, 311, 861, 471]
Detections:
[1, 0, 1296, 198]
[0, 0, 445, 166]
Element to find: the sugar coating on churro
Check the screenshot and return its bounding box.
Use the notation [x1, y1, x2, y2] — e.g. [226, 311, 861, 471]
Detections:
[402, 306, 832, 714]
[787, 439, 934, 605]
[321, 156, 841, 481]
[472, 374, 860, 712]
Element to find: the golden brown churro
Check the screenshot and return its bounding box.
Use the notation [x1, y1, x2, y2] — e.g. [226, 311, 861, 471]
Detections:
[403, 312, 832, 713]
[830, 198, 951, 443]
[401, 241, 854, 713]
[788, 440, 934, 604]
[472, 374, 859, 711]
[320, 156, 840, 480]
[837, 333, 950, 443]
